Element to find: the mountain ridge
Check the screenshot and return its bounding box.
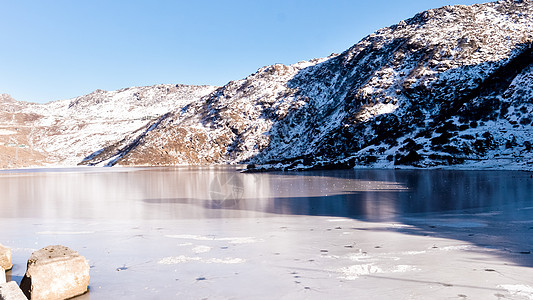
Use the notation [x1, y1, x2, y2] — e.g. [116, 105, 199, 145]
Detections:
[81, 0, 533, 171]
[0, 84, 217, 168]
[2, 0, 533, 171]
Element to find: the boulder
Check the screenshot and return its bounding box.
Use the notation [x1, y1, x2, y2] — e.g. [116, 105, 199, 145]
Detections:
[0, 267, 5, 284]
[19, 245, 89, 300]
[0, 281, 27, 300]
[0, 245, 12, 271]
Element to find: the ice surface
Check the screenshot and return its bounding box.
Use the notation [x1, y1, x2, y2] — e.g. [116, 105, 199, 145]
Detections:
[0, 167, 532, 299]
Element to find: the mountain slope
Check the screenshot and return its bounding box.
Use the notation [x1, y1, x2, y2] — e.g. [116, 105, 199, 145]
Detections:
[0, 94, 47, 168]
[82, 0, 533, 171]
[0, 84, 217, 168]
[83, 57, 334, 166]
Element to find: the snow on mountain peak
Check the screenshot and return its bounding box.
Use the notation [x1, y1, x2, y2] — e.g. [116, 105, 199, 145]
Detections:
[87, 0, 532, 171]
[3, 1, 533, 171]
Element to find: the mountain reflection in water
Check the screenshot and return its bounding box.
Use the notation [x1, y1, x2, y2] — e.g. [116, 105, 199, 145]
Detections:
[0, 167, 532, 221]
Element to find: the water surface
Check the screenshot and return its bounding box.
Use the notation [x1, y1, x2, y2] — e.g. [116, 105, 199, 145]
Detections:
[1, 166, 532, 221]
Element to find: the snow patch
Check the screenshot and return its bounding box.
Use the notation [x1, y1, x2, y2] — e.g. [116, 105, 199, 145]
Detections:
[392, 265, 420, 273]
[499, 285, 533, 300]
[327, 218, 351, 222]
[37, 231, 95, 235]
[338, 264, 384, 280]
[165, 234, 261, 244]
[191, 245, 212, 254]
[158, 256, 246, 265]
[402, 251, 427, 255]
[339, 263, 420, 280]
[0, 129, 16, 135]
[437, 245, 472, 251]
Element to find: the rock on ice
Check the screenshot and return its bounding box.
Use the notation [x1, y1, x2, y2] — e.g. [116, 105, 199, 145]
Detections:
[0, 281, 27, 300]
[0, 245, 11, 271]
[20, 245, 89, 300]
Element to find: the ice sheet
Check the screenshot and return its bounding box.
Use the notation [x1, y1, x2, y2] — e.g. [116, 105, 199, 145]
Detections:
[0, 167, 532, 299]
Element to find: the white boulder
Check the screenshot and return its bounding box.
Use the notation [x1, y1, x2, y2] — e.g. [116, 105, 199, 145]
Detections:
[19, 245, 89, 300]
[0, 245, 12, 271]
[0, 281, 27, 300]
[0, 267, 5, 284]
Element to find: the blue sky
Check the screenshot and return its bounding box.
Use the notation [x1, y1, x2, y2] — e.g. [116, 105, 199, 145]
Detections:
[1, 0, 484, 103]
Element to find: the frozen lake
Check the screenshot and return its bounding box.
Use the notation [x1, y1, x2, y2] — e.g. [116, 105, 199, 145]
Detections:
[1, 167, 533, 299]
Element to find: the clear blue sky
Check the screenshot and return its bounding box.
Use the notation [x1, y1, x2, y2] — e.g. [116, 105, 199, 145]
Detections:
[1, 0, 484, 103]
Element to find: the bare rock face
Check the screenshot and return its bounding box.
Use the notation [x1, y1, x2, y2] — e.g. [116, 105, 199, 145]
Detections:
[19, 245, 89, 300]
[0, 267, 5, 284]
[0, 245, 12, 271]
[0, 281, 27, 300]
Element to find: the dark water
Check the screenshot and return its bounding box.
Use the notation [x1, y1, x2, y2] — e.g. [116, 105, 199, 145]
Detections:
[0, 167, 532, 221]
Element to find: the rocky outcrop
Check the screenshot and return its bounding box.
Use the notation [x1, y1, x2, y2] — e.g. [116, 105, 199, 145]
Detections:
[0, 245, 11, 271]
[0, 282, 27, 300]
[19, 245, 89, 300]
[0, 94, 16, 104]
[0, 267, 5, 285]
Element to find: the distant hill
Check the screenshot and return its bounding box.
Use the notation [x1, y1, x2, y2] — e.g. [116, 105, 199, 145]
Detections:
[0, 84, 216, 168]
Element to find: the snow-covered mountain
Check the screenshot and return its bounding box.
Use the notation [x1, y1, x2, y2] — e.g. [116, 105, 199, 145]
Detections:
[0, 84, 217, 168]
[80, 0, 533, 171]
[78, 57, 335, 167]
[2, 0, 532, 171]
